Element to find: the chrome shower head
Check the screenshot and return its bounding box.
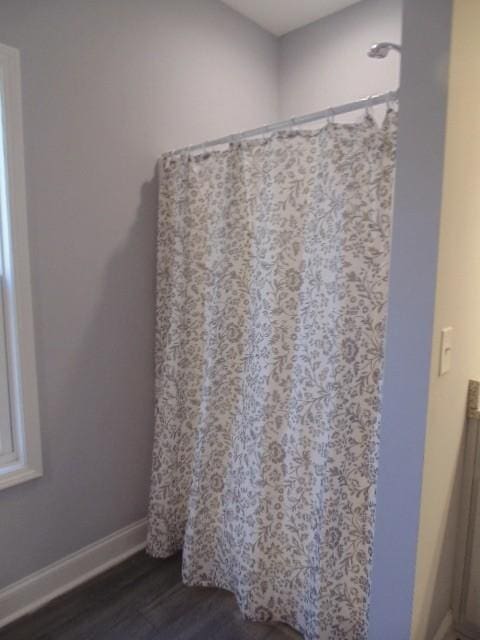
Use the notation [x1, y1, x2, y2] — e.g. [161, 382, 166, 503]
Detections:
[367, 42, 402, 59]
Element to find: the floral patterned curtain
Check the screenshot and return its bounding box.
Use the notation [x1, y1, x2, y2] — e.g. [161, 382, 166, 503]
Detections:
[147, 111, 397, 640]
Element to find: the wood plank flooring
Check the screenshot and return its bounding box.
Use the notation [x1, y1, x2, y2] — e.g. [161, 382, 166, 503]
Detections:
[0, 552, 302, 640]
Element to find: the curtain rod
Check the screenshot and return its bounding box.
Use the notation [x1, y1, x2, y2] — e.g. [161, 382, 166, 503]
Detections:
[168, 89, 399, 157]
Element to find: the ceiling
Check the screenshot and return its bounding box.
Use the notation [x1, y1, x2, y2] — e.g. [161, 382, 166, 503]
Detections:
[221, 0, 364, 36]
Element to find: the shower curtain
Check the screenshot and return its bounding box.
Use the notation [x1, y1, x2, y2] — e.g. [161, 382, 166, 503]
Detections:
[147, 110, 397, 640]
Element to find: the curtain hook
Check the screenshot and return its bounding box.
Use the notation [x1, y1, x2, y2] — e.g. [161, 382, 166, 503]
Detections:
[365, 96, 373, 118]
[285, 116, 297, 137]
[327, 108, 335, 125]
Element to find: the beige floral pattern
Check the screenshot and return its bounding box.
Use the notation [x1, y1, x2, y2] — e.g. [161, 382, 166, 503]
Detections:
[147, 111, 398, 640]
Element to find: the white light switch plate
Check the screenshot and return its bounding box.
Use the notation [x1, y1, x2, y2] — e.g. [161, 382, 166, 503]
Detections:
[439, 327, 453, 376]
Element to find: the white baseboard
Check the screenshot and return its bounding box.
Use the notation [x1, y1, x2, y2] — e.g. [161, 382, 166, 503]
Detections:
[432, 610, 454, 640]
[0, 517, 147, 629]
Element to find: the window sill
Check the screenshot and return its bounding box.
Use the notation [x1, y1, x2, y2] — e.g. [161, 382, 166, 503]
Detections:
[0, 457, 42, 491]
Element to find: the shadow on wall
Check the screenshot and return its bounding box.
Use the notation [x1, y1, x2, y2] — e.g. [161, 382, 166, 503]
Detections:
[41, 169, 159, 548]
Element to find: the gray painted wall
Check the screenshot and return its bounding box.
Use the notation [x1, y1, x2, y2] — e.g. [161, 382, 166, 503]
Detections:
[0, 0, 279, 589]
[369, 0, 452, 637]
[411, 2, 479, 634]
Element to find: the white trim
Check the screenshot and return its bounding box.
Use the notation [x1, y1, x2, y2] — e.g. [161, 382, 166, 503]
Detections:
[0, 42, 43, 489]
[431, 610, 454, 640]
[0, 518, 148, 629]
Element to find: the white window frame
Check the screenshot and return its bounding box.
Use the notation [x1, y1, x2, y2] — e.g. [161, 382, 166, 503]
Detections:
[0, 43, 42, 490]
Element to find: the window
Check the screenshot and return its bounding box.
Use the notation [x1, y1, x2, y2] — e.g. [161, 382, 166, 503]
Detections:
[0, 43, 42, 489]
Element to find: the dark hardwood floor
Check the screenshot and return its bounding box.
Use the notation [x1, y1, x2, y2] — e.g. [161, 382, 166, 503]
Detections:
[0, 552, 302, 640]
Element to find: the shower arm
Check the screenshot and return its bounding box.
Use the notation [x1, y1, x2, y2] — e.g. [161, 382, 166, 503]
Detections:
[367, 42, 402, 59]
